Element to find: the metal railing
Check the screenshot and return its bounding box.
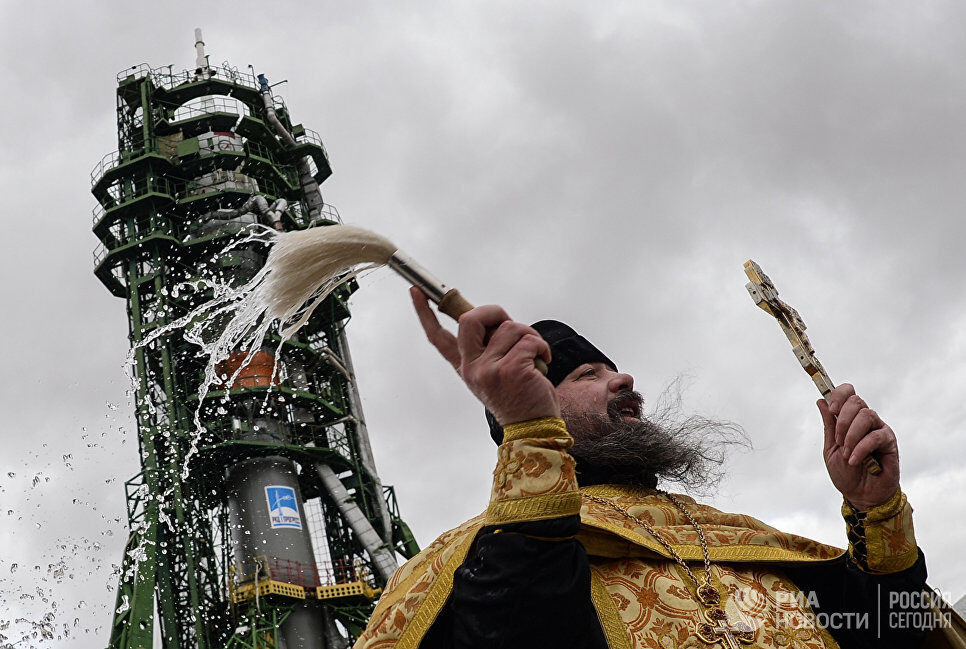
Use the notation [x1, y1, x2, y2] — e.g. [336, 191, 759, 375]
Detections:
[310, 203, 342, 225]
[92, 210, 191, 264]
[91, 176, 181, 223]
[93, 136, 299, 197]
[91, 201, 106, 225]
[244, 138, 277, 163]
[232, 555, 359, 590]
[94, 200, 342, 268]
[297, 128, 330, 161]
[91, 150, 123, 185]
[116, 63, 285, 110]
[172, 95, 251, 124]
[93, 242, 109, 266]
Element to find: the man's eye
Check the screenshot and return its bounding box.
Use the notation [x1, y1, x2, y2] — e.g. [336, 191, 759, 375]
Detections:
[580, 368, 596, 378]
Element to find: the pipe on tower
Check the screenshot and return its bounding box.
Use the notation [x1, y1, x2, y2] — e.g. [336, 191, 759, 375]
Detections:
[257, 73, 325, 220]
[315, 464, 398, 584]
[200, 194, 288, 228]
[334, 327, 394, 542]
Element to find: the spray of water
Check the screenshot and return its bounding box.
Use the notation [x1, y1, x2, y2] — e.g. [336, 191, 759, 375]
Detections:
[116, 222, 399, 595]
[131, 223, 396, 476]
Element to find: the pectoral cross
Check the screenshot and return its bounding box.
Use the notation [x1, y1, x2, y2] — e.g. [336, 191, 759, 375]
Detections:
[692, 584, 755, 648]
[742, 259, 882, 475]
[695, 613, 755, 648]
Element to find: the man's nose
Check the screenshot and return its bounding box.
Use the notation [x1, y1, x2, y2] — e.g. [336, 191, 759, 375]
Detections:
[608, 371, 634, 393]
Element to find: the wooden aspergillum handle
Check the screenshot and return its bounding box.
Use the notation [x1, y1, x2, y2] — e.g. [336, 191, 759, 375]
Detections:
[437, 288, 549, 375]
[437, 288, 475, 321]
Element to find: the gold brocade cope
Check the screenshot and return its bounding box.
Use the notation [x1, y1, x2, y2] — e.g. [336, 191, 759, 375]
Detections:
[577, 486, 846, 649]
[577, 485, 845, 565]
[355, 514, 483, 649]
[354, 416, 956, 649]
[354, 487, 850, 649]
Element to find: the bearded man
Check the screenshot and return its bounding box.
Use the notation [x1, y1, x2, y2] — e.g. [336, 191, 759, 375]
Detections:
[354, 290, 936, 649]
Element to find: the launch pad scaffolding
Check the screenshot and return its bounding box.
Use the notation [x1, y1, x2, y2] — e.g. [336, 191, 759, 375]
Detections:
[92, 35, 417, 649]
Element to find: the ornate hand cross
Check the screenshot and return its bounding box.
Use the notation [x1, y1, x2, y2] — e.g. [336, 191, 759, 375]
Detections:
[742, 259, 882, 475]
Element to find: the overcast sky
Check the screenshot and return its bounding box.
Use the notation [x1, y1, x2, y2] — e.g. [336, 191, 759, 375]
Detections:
[2, 1, 966, 646]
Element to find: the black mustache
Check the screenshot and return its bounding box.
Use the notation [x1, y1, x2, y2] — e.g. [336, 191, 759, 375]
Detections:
[606, 390, 644, 420]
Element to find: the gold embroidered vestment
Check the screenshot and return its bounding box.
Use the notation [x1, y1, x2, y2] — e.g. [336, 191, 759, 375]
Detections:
[355, 418, 921, 649]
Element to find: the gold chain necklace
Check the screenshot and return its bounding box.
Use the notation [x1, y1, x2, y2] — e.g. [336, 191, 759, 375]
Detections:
[583, 491, 756, 648]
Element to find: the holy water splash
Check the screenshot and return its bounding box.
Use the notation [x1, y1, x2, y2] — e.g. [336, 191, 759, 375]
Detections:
[133, 224, 389, 479]
[116, 223, 395, 595]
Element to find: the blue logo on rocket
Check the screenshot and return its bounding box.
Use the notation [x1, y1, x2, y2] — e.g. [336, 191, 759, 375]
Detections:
[265, 485, 302, 530]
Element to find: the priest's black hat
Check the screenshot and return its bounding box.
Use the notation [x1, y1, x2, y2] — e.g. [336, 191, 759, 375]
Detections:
[485, 320, 617, 444]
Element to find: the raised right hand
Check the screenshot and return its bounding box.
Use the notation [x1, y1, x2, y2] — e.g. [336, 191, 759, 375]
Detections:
[410, 287, 558, 425]
[818, 383, 900, 511]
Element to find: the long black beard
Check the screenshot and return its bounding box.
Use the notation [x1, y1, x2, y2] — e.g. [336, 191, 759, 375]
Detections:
[565, 388, 747, 493]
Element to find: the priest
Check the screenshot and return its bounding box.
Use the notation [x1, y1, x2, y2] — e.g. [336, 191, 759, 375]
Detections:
[355, 289, 935, 649]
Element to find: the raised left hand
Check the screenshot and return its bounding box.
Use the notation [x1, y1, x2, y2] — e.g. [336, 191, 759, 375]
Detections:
[818, 383, 900, 511]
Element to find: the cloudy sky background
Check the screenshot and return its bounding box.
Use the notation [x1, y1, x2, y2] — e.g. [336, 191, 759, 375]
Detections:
[2, 0, 966, 645]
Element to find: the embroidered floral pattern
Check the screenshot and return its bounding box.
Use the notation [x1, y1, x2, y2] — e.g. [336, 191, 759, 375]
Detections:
[354, 515, 484, 649]
[842, 490, 917, 574]
[489, 436, 578, 502]
[492, 445, 523, 491]
[768, 627, 818, 647]
[522, 450, 552, 478]
[592, 559, 837, 649]
[579, 486, 844, 562]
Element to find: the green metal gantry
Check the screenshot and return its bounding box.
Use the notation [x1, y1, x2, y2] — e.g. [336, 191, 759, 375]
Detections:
[91, 37, 417, 649]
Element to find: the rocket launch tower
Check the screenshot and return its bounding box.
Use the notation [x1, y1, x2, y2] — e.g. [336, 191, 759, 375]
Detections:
[91, 31, 417, 648]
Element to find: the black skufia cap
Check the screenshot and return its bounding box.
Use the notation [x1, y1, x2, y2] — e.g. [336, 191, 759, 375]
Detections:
[485, 320, 617, 444]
